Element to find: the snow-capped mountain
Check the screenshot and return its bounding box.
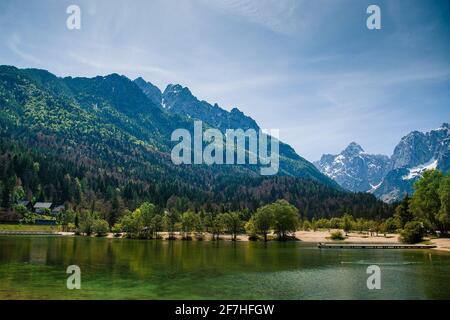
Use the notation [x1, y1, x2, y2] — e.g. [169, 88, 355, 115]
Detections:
[314, 142, 391, 193]
[372, 123, 449, 202]
[390, 123, 450, 172]
[315, 124, 450, 202]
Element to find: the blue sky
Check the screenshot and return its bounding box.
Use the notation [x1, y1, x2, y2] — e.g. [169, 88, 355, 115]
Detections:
[0, 0, 449, 161]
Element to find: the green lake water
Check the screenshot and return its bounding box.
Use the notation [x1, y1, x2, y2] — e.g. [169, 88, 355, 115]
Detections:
[0, 236, 449, 300]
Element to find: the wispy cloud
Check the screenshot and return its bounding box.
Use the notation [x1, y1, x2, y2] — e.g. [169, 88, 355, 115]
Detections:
[7, 34, 42, 65]
[201, 0, 301, 34]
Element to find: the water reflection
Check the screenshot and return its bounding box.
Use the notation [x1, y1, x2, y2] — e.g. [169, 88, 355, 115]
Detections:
[0, 236, 449, 299]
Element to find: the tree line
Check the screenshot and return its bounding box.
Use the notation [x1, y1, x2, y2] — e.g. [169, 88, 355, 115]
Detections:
[8, 170, 448, 244]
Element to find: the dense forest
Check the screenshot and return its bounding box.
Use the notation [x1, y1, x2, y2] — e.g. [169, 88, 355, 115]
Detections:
[0, 133, 393, 224]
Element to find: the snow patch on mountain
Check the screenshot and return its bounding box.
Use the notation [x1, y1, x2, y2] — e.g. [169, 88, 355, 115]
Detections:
[402, 158, 438, 180]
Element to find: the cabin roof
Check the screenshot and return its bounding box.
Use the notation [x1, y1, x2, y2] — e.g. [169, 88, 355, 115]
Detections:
[34, 202, 53, 209]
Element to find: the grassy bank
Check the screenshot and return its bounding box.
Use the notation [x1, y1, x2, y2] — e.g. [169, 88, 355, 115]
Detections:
[0, 224, 60, 232]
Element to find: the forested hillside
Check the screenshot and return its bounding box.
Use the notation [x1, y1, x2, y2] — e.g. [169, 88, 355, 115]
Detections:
[0, 65, 394, 223]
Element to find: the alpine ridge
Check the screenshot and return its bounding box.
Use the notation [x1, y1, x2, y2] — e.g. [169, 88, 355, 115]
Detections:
[315, 124, 450, 202]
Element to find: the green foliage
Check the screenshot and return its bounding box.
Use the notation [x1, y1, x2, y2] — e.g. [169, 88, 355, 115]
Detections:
[271, 200, 299, 241]
[181, 211, 200, 239]
[150, 214, 163, 237]
[315, 218, 331, 229]
[410, 171, 449, 235]
[302, 220, 312, 231]
[56, 208, 75, 232]
[222, 212, 242, 241]
[92, 219, 109, 236]
[19, 211, 36, 224]
[330, 230, 345, 240]
[244, 219, 258, 240]
[252, 204, 275, 241]
[111, 223, 123, 236]
[12, 186, 25, 204]
[329, 217, 342, 229]
[342, 214, 353, 235]
[401, 221, 425, 244]
[395, 195, 414, 228]
[78, 211, 95, 236]
[163, 210, 180, 239]
[211, 213, 226, 240]
[438, 174, 450, 235]
[382, 217, 399, 235]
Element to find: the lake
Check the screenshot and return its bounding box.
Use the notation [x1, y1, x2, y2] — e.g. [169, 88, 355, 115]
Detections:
[0, 236, 449, 299]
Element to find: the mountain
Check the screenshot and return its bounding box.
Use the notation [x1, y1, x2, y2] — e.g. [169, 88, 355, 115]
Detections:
[314, 142, 391, 193]
[373, 124, 449, 202]
[390, 124, 450, 171]
[315, 124, 450, 203]
[135, 79, 259, 131]
[0, 65, 393, 220]
[134, 77, 162, 107]
[134, 78, 329, 182]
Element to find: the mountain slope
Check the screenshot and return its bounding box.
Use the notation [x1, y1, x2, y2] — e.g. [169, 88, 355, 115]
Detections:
[134, 78, 333, 185]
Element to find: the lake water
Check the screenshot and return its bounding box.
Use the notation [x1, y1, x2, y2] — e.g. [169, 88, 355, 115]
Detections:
[0, 236, 449, 299]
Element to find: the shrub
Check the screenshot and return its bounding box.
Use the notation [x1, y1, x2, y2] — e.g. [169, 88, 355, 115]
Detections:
[401, 221, 425, 244]
[111, 223, 123, 236]
[330, 230, 345, 240]
[92, 219, 109, 237]
[329, 217, 342, 229]
[381, 217, 398, 235]
[67, 222, 76, 232]
[302, 220, 311, 231]
[20, 212, 36, 224]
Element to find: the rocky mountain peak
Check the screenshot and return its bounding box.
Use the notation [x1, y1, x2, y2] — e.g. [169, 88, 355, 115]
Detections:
[342, 142, 364, 156]
[439, 123, 449, 130]
[316, 125, 449, 203]
[164, 84, 192, 96]
[314, 142, 390, 193]
[133, 77, 162, 106]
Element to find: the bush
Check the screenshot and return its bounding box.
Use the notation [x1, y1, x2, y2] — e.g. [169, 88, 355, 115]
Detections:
[381, 217, 398, 235]
[111, 223, 123, 236]
[330, 230, 345, 240]
[92, 219, 109, 237]
[302, 220, 311, 231]
[329, 218, 342, 229]
[19, 212, 36, 224]
[67, 222, 76, 232]
[401, 221, 425, 244]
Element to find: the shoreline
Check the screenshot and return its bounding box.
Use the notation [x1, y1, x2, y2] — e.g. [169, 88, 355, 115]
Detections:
[2, 227, 449, 252]
[65, 229, 450, 252]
